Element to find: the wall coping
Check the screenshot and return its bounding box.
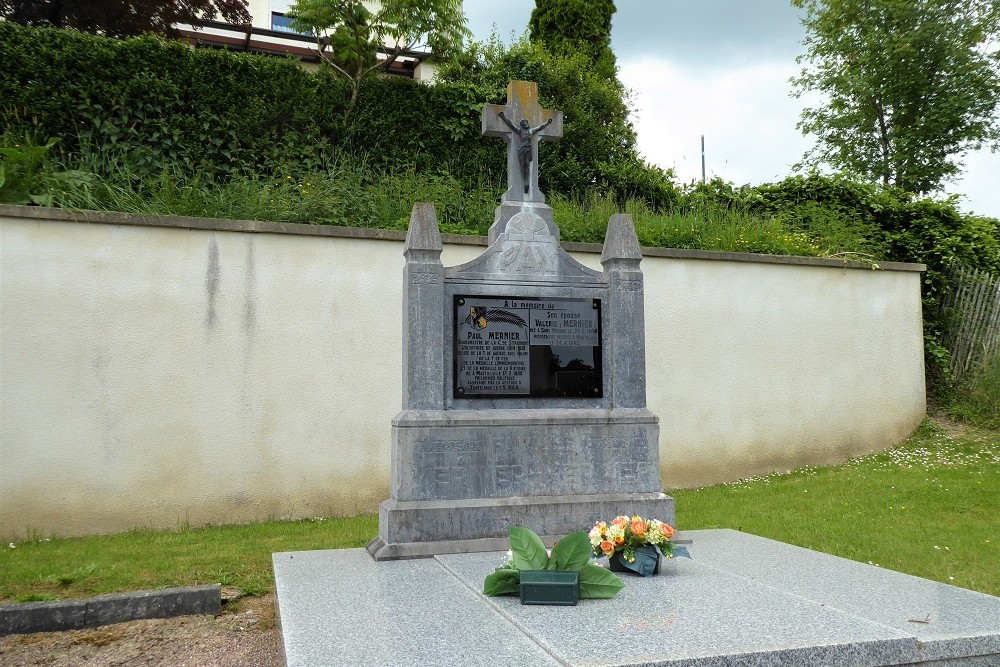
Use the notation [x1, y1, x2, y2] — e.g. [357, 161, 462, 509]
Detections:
[0, 204, 926, 273]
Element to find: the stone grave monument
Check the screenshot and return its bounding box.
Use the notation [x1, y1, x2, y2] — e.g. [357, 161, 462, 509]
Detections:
[367, 81, 674, 560]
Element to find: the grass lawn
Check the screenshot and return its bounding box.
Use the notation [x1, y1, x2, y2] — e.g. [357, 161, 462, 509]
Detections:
[2, 416, 997, 603]
[0, 515, 377, 603]
[670, 417, 999, 596]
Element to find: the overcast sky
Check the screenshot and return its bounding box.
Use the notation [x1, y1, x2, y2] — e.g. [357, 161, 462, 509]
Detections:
[463, 0, 1000, 219]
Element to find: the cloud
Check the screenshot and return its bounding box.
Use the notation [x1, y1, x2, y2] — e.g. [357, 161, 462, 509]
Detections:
[463, 0, 532, 42]
[945, 150, 1000, 218]
[621, 56, 1000, 219]
[611, 0, 806, 66]
[619, 57, 817, 186]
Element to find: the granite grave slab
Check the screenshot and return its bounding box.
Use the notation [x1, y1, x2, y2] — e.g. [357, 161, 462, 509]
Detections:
[688, 529, 1000, 663]
[273, 549, 560, 667]
[275, 530, 1000, 666]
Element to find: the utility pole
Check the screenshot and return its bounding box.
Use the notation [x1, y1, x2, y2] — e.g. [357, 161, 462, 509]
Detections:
[701, 135, 706, 183]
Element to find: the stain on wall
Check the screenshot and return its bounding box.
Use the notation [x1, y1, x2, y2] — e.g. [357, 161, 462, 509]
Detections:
[205, 234, 220, 331]
[242, 237, 257, 337]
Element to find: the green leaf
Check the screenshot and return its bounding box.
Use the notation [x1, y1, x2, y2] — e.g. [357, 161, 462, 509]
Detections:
[29, 192, 54, 207]
[483, 568, 520, 596]
[509, 526, 549, 571]
[577, 564, 624, 599]
[548, 531, 592, 572]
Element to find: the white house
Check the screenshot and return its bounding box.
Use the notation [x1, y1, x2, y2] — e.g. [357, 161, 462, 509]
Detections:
[174, 0, 446, 80]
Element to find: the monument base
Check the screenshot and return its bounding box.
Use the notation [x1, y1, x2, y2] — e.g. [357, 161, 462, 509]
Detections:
[367, 492, 675, 561]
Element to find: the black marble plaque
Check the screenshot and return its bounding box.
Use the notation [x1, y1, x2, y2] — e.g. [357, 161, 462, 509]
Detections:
[454, 295, 603, 398]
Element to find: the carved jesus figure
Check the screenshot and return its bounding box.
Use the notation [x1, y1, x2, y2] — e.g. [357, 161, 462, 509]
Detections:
[498, 111, 553, 194]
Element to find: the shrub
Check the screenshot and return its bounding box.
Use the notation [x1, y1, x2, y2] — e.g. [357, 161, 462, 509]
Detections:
[0, 22, 672, 207]
[438, 36, 681, 208]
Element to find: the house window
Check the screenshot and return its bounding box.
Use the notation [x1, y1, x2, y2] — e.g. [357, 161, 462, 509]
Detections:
[271, 12, 310, 35]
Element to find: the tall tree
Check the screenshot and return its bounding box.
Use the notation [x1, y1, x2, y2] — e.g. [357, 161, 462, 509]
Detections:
[529, 0, 617, 78]
[791, 0, 1000, 194]
[288, 0, 469, 121]
[0, 0, 250, 38]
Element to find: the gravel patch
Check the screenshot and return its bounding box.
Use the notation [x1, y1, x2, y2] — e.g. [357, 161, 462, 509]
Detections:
[0, 594, 280, 667]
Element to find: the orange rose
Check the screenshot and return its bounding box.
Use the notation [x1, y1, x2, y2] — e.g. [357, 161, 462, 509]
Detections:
[611, 516, 628, 527]
[630, 519, 647, 537]
[659, 523, 675, 539]
[600, 540, 614, 556]
[614, 535, 625, 546]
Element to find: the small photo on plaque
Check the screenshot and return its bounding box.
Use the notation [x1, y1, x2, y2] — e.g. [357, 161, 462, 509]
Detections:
[454, 295, 603, 399]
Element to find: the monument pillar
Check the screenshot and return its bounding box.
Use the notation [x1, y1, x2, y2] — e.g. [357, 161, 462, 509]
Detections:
[401, 203, 444, 411]
[602, 214, 648, 410]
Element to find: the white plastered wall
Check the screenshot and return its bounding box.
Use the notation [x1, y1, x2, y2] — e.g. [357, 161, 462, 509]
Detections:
[0, 211, 925, 539]
[642, 256, 926, 487]
[249, 0, 271, 28]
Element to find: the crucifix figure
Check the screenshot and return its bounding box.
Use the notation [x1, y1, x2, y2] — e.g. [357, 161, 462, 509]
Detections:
[498, 112, 552, 194]
[482, 81, 563, 204]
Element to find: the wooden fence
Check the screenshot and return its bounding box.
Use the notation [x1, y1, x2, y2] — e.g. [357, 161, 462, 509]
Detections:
[943, 265, 1000, 382]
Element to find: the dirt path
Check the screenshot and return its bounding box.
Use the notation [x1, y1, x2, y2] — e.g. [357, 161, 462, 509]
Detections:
[0, 595, 281, 667]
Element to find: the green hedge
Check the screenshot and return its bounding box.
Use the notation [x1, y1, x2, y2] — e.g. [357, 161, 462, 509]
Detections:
[0, 22, 674, 204]
[0, 23, 499, 182]
[1, 24, 332, 176]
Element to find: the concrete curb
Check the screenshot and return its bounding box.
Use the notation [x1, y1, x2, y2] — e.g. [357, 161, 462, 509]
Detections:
[0, 584, 221, 636]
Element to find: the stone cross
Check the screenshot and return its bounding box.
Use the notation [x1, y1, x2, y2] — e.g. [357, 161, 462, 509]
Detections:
[482, 80, 563, 204]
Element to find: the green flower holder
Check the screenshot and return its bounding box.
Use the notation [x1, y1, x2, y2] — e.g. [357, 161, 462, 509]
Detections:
[608, 545, 662, 577]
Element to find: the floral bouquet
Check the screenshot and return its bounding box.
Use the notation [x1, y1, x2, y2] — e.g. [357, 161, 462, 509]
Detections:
[588, 515, 677, 576]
